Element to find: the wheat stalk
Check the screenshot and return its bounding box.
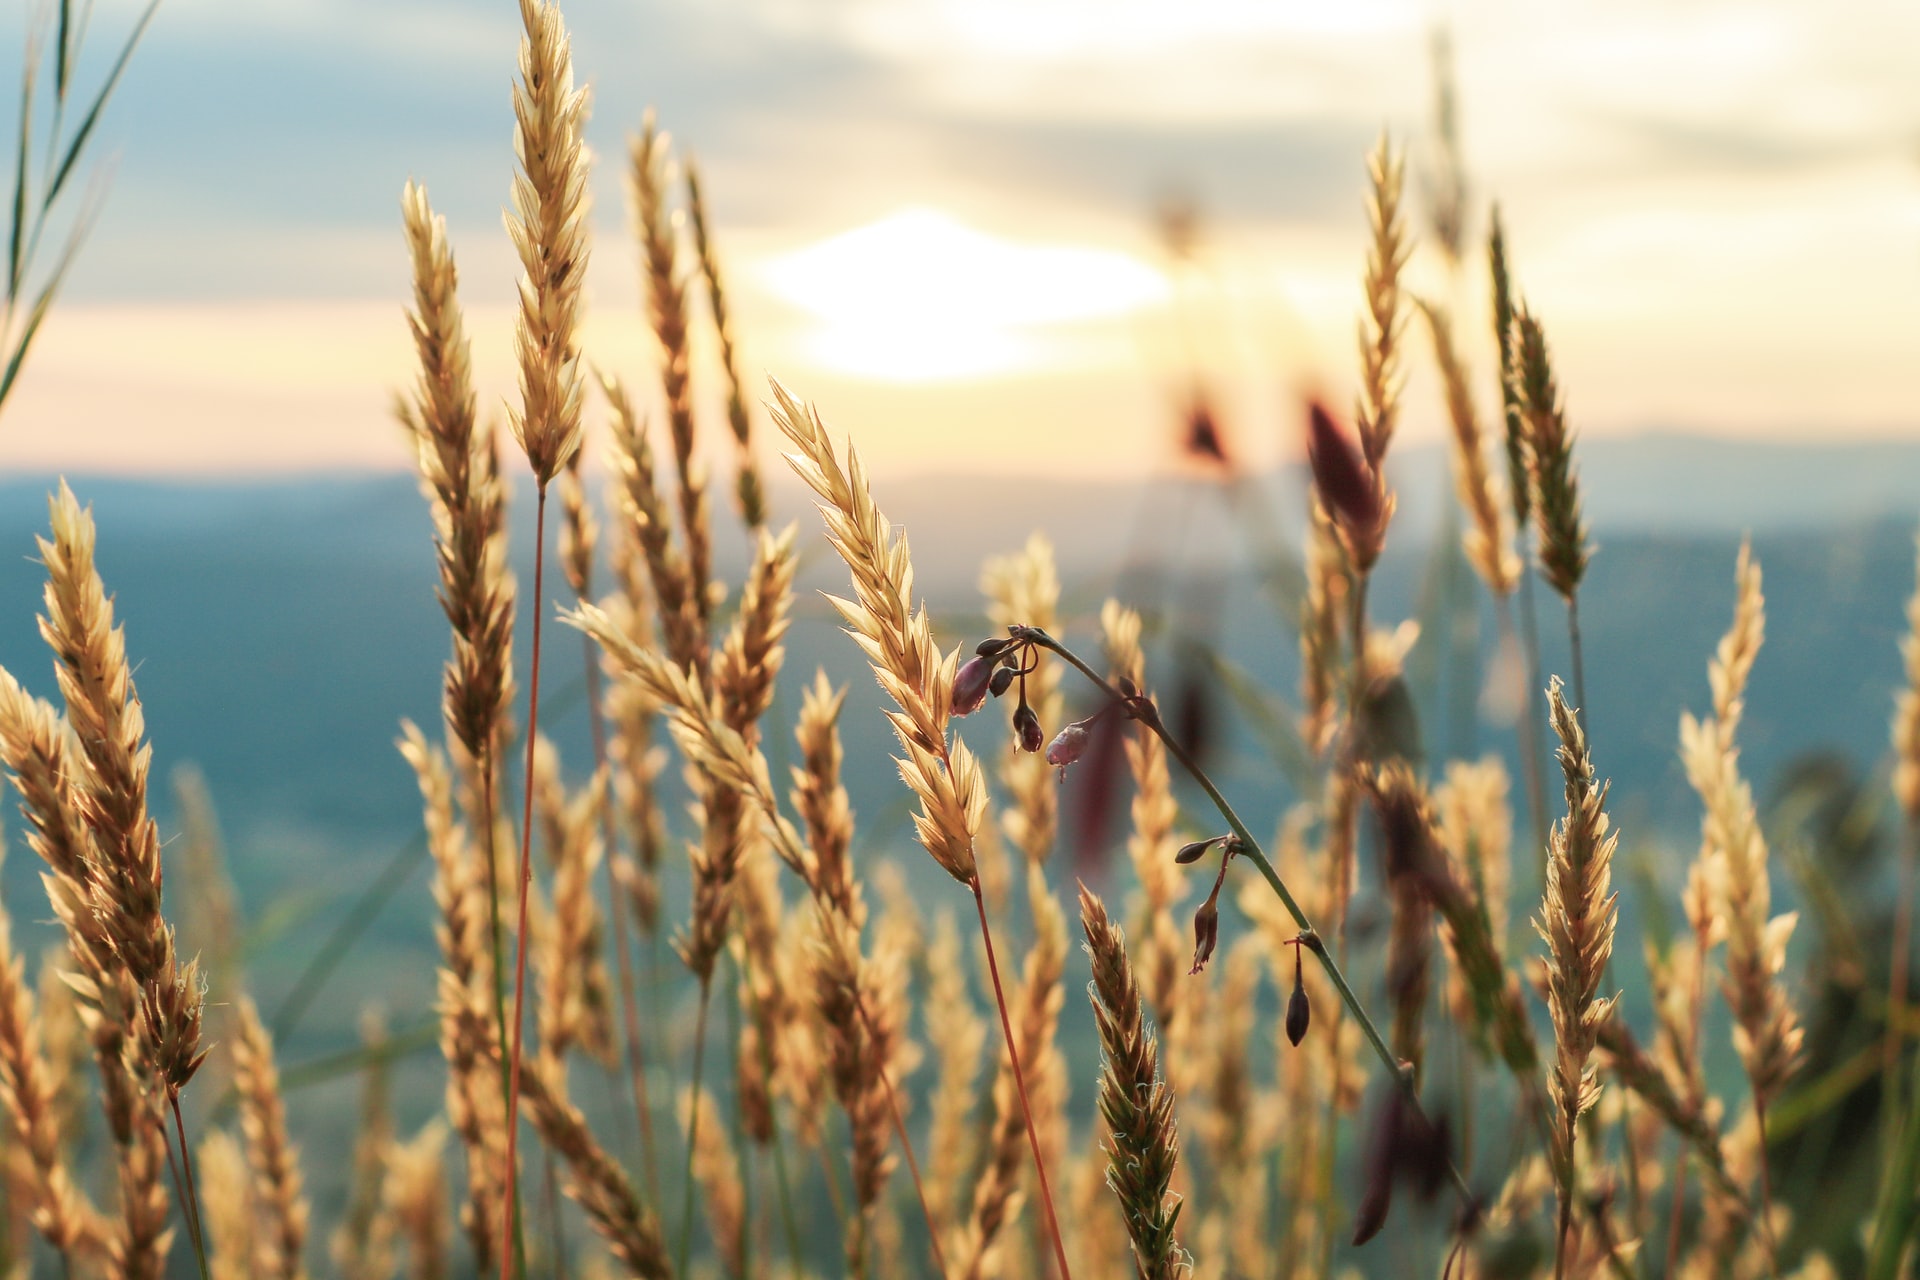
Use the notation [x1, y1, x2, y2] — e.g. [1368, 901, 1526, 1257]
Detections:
[496, 4, 594, 1269]
[684, 156, 766, 530]
[1536, 676, 1619, 1275]
[924, 913, 985, 1222]
[599, 369, 704, 671]
[1418, 298, 1520, 597]
[678, 1086, 744, 1276]
[1080, 884, 1188, 1280]
[631, 115, 713, 619]
[768, 379, 1073, 1277]
[197, 1130, 254, 1280]
[233, 996, 310, 1280]
[531, 744, 614, 1067]
[386, 1123, 452, 1280]
[0, 894, 94, 1261]
[39, 482, 206, 1097]
[399, 724, 504, 1272]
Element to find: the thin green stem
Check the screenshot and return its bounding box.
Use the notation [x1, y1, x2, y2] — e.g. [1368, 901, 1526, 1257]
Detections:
[1014, 624, 1476, 1212]
[677, 977, 715, 1280]
[499, 486, 551, 1280]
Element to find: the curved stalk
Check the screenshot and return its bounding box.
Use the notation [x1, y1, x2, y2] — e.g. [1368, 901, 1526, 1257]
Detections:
[1012, 624, 1475, 1211]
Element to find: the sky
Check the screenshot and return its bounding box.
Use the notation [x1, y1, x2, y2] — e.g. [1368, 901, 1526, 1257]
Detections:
[0, 0, 1916, 477]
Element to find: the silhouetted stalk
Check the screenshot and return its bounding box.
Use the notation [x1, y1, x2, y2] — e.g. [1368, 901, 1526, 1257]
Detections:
[973, 883, 1074, 1280]
[1014, 625, 1477, 1211]
[500, 487, 552, 1280]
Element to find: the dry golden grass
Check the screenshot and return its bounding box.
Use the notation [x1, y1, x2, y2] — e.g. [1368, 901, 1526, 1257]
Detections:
[3, 15, 1910, 1280]
[1080, 885, 1187, 1280]
[1537, 676, 1619, 1261]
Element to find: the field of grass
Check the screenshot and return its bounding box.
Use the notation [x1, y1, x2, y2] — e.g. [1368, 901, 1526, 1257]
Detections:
[2, 2, 1919, 1278]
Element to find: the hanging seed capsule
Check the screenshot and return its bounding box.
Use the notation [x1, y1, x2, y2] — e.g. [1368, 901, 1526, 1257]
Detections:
[1286, 945, 1311, 1046]
[1175, 836, 1221, 865]
[952, 655, 994, 716]
[989, 665, 1017, 698]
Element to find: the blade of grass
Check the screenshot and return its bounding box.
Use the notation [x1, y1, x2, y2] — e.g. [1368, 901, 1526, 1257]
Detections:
[43, 0, 157, 208]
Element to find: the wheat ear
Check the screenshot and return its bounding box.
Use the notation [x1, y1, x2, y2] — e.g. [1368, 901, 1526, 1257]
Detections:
[631, 116, 713, 620]
[1514, 307, 1594, 726]
[399, 724, 505, 1272]
[768, 380, 1072, 1277]
[1080, 884, 1188, 1280]
[197, 1129, 254, 1280]
[386, 1122, 453, 1280]
[0, 671, 160, 1267]
[498, 2, 592, 1271]
[39, 483, 206, 1098]
[232, 996, 310, 1280]
[1537, 676, 1619, 1275]
[684, 155, 766, 529]
[1419, 298, 1520, 596]
[0, 897, 93, 1260]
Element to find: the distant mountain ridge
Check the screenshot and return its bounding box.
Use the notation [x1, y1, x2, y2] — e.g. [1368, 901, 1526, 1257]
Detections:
[0, 431, 1913, 992]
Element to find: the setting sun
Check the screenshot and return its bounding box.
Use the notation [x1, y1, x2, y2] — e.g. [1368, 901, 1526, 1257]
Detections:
[759, 208, 1169, 382]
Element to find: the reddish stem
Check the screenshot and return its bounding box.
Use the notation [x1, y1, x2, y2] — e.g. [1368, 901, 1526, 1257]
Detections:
[499, 486, 549, 1280]
[971, 882, 1073, 1280]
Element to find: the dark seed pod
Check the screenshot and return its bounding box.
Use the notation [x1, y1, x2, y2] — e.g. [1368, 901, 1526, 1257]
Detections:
[1013, 703, 1044, 754]
[1286, 974, 1311, 1046]
[975, 636, 1017, 658]
[1175, 836, 1220, 865]
[989, 665, 1017, 698]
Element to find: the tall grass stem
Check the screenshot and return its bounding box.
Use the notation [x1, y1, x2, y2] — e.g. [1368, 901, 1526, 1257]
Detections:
[499, 486, 551, 1280]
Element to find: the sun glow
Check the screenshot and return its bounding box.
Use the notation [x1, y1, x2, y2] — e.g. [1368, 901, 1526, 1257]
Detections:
[759, 208, 1170, 382]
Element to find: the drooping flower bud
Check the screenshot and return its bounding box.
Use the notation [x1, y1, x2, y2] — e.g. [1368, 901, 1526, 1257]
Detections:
[1014, 703, 1044, 753]
[1189, 898, 1219, 975]
[1045, 721, 1089, 774]
[989, 664, 1017, 698]
[952, 655, 995, 716]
